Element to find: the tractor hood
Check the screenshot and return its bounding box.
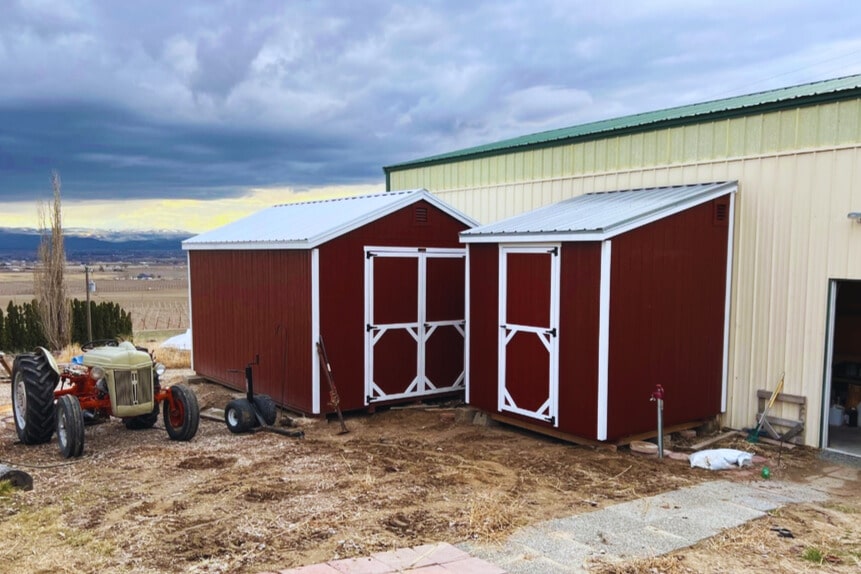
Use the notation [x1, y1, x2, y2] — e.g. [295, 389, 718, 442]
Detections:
[83, 342, 152, 370]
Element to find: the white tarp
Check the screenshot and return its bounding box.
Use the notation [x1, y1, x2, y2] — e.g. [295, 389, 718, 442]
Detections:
[161, 329, 192, 350]
[689, 449, 753, 471]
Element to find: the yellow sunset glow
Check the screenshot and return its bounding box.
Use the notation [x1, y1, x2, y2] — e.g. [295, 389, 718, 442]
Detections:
[0, 183, 385, 233]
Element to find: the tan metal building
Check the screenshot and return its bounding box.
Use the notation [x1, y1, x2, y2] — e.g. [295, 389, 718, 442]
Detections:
[384, 75, 861, 453]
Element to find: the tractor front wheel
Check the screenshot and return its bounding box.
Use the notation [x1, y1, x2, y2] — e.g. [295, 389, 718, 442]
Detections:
[11, 351, 59, 445]
[56, 395, 85, 458]
[224, 398, 256, 433]
[123, 403, 159, 430]
[163, 385, 200, 441]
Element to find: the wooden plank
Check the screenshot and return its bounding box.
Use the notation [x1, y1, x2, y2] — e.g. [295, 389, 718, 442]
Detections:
[756, 389, 807, 405]
[686, 430, 738, 451]
[614, 421, 702, 446]
[0, 353, 12, 378]
[489, 413, 617, 451]
[757, 414, 805, 429]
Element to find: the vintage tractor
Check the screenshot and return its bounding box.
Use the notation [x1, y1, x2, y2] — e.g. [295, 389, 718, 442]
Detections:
[11, 341, 200, 458]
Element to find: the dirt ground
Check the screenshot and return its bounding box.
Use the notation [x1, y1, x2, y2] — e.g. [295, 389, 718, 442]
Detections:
[0, 370, 859, 574]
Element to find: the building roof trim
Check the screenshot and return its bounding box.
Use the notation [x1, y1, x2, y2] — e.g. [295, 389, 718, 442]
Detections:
[460, 181, 738, 244]
[183, 188, 479, 251]
[384, 74, 861, 174]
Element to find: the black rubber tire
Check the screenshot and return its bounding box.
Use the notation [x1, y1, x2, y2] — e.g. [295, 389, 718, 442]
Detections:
[163, 385, 200, 441]
[252, 394, 278, 426]
[56, 395, 85, 458]
[123, 403, 159, 430]
[11, 352, 59, 445]
[224, 398, 256, 434]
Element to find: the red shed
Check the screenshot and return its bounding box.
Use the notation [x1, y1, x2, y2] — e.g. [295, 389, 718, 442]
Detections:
[461, 182, 737, 443]
[183, 189, 477, 415]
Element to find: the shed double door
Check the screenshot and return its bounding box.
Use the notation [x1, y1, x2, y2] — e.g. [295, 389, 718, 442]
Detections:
[365, 247, 466, 404]
[498, 244, 560, 426]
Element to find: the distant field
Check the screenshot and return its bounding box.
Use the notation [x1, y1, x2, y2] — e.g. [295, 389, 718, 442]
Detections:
[0, 264, 189, 336]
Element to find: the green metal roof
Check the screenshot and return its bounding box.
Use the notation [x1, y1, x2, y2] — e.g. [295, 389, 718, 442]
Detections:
[384, 74, 861, 173]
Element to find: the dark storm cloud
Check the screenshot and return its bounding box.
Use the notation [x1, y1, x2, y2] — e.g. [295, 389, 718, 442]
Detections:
[1, 0, 860, 202]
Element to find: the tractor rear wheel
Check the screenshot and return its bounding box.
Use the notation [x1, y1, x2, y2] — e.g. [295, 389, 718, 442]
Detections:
[56, 395, 85, 458]
[11, 352, 59, 445]
[252, 394, 278, 426]
[224, 398, 256, 433]
[163, 385, 199, 441]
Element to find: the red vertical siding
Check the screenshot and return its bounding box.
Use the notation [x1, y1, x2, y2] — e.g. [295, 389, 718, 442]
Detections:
[188, 250, 313, 412]
[466, 243, 499, 413]
[502, 252, 553, 414]
[557, 242, 602, 438]
[425, 257, 466, 389]
[319, 200, 469, 412]
[606, 197, 729, 440]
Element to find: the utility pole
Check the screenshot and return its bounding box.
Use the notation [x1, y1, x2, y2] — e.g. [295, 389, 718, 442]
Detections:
[85, 265, 93, 342]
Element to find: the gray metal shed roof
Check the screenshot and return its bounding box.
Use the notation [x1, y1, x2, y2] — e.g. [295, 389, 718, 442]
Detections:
[460, 181, 737, 243]
[183, 188, 478, 250]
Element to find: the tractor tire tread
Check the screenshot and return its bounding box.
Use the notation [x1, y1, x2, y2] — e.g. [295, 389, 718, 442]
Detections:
[11, 352, 58, 445]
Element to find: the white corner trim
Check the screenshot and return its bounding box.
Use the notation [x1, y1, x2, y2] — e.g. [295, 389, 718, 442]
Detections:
[597, 240, 612, 441]
[720, 193, 736, 413]
[311, 248, 321, 414]
[186, 251, 194, 372]
[465, 246, 471, 404]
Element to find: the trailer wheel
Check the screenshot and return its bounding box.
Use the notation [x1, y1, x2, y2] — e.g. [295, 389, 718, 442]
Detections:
[56, 395, 85, 458]
[252, 394, 278, 426]
[224, 399, 256, 433]
[123, 403, 159, 430]
[11, 351, 59, 445]
[163, 385, 200, 441]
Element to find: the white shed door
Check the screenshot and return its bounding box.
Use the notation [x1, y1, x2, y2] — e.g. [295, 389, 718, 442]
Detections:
[365, 247, 466, 404]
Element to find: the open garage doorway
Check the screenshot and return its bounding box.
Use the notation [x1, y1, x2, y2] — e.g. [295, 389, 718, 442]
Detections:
[823, 280, 861, 456]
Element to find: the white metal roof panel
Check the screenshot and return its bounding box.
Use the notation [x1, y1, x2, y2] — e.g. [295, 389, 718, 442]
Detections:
[460, 181, 737, 243]
[183, 189, 478, 250]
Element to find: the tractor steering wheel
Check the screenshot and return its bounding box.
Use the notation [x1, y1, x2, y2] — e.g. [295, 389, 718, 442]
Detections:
[81, 339, 120, 352]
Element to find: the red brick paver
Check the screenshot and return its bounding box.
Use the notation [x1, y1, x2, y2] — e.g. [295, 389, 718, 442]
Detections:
[271, 543, 505, 574]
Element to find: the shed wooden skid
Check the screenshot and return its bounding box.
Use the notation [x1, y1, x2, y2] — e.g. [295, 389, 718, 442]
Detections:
[184, 190, 476, 415]
[463, 183, 734, 443]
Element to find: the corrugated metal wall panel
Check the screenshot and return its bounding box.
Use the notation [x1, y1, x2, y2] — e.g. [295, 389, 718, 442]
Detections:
[388, 100, 861, 193]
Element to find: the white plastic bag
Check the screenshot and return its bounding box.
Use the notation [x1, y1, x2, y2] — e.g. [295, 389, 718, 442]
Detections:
[689, 448, 753, 470]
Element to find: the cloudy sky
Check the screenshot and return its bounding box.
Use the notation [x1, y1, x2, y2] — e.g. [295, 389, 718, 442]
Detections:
[1, 0, 860, 231]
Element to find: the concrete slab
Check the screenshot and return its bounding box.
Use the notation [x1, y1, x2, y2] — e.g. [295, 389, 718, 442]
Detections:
[826, 466, 860, 481]
[267, 475, 847, 574]
[804, 476, 847, 492]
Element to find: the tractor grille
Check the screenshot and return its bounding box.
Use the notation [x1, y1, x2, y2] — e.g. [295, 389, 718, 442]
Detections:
[112, 367, 154, 408]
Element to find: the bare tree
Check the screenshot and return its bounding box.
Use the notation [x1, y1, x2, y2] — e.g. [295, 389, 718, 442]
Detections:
[34, 171, 70, 351]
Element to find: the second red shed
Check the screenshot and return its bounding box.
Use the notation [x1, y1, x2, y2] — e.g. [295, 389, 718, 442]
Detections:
[461, 182, 737, 443]
[183, 189, 477, 415]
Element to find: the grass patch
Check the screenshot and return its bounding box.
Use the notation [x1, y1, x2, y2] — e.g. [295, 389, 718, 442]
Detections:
[0, 480, 16, 497]
[801, 547, 824, 564]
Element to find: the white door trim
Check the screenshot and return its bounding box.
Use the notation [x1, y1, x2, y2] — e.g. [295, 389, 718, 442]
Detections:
[498, 243, 561, 426]
[365, 246, 467, 404]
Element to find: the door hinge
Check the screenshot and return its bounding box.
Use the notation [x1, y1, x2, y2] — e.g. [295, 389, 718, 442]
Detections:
[366, 251, 376, 259]
[546, 327, 557, 337]
[548, 246, 558, 256]
[366, 324, 376, 332]
[546, 415, 556, 424]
